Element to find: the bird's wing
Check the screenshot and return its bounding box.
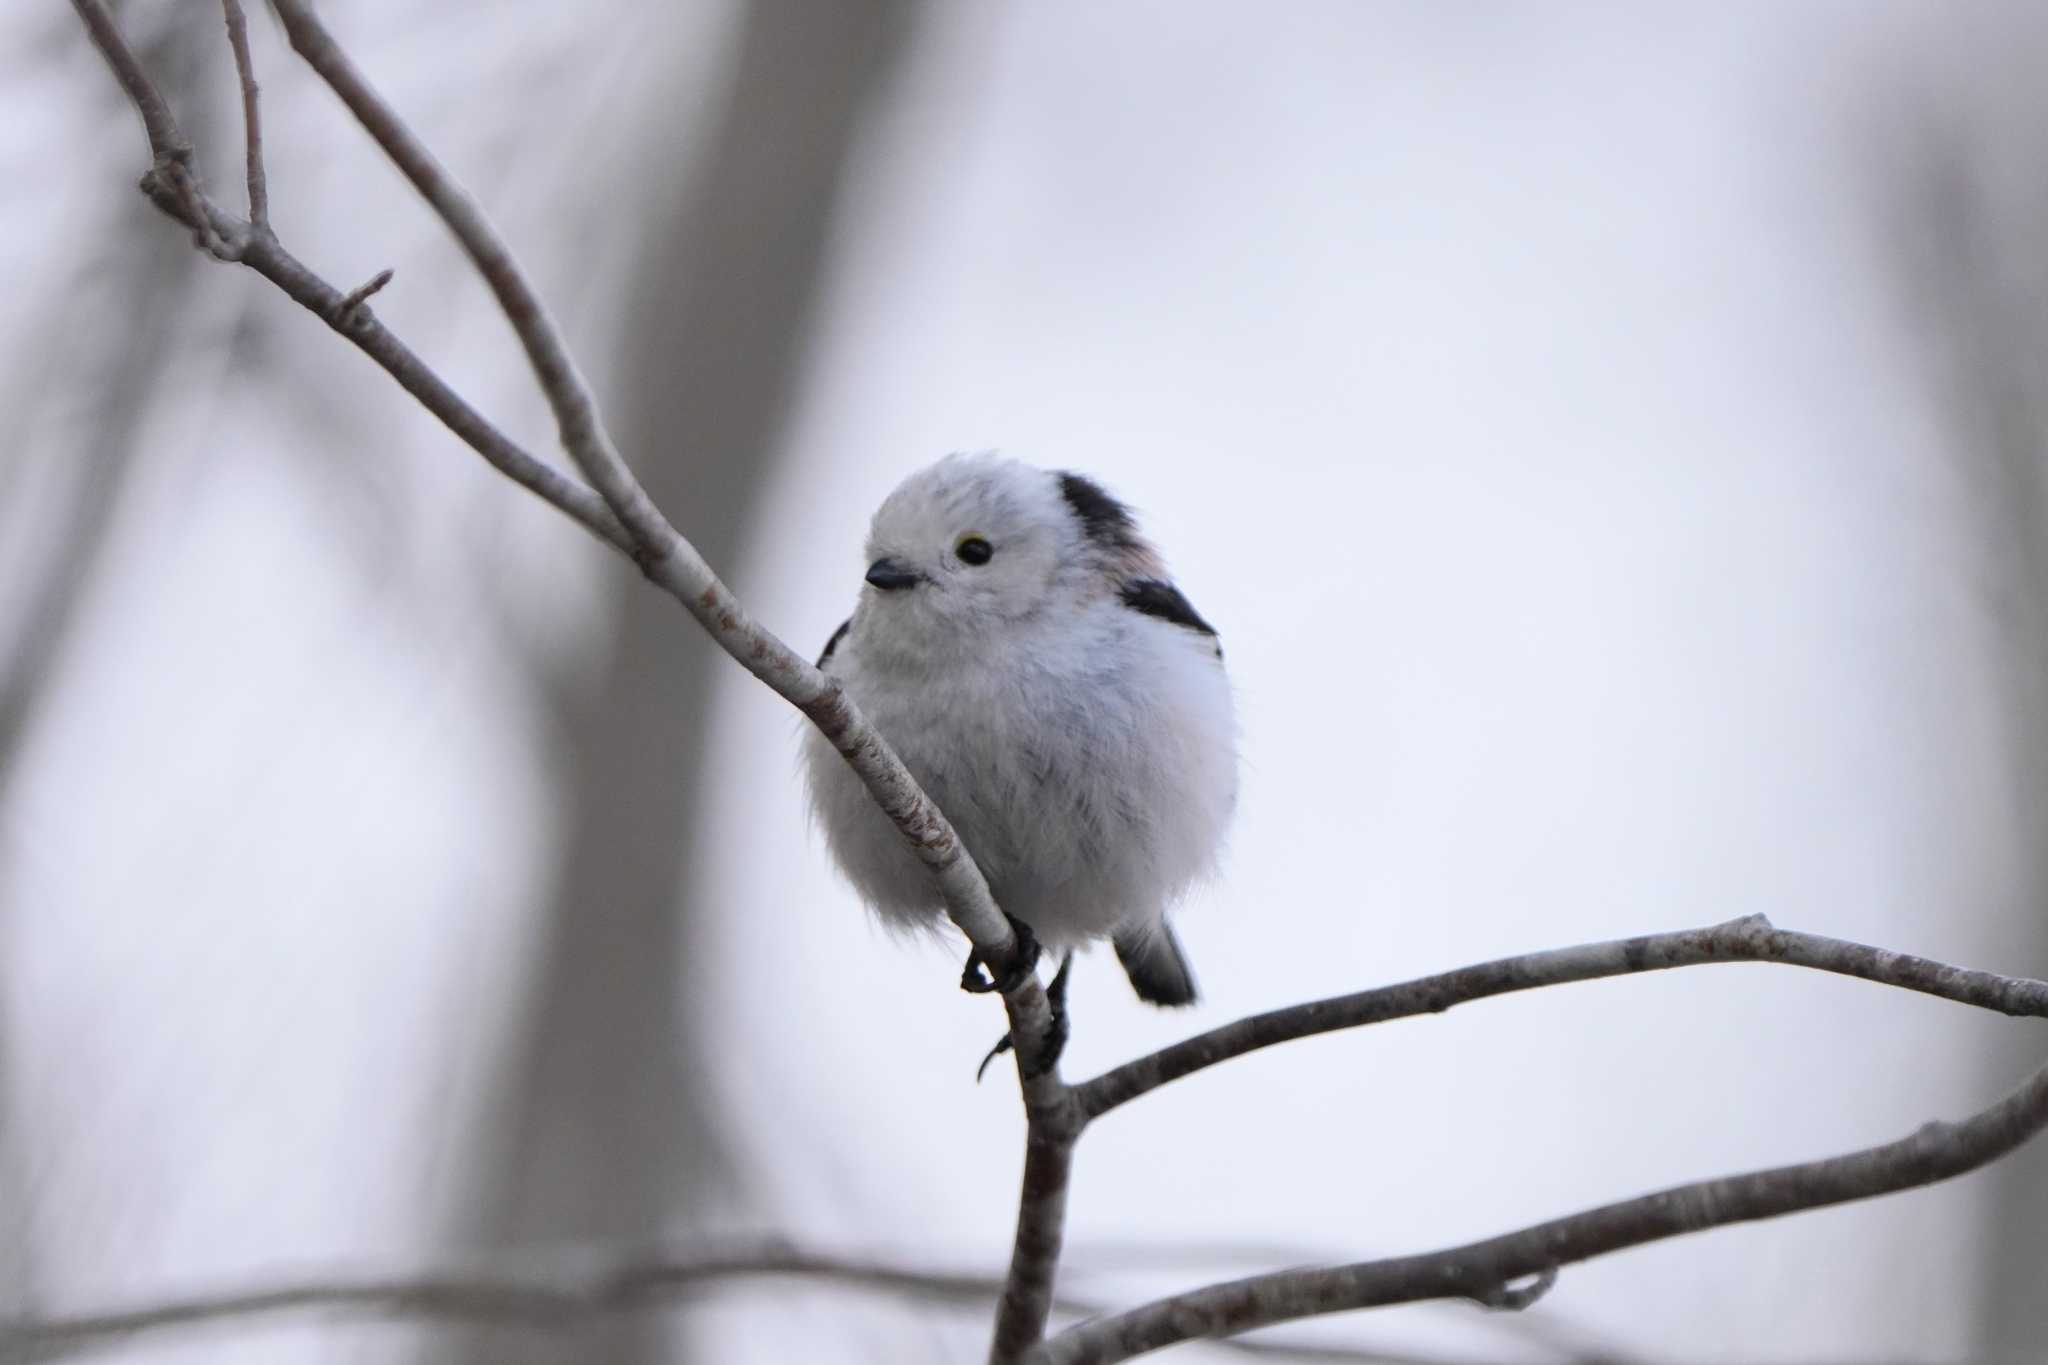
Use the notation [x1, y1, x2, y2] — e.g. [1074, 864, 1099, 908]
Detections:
[817, 617, 852, 669]
[1118, 578, 1222, 657]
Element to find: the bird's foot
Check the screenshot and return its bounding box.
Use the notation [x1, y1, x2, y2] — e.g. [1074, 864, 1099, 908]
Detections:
[960, 913, 1041, 995]
[977, 950, 1073, 1082]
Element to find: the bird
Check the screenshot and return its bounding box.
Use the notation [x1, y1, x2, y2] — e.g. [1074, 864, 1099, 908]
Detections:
[802, 453, 1237, 1049]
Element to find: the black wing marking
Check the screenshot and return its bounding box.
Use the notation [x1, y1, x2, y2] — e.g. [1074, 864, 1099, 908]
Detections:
[1058, 472, 1144, 558]
[816, 617, 852, 669]
[1120, 578, 1219, 648]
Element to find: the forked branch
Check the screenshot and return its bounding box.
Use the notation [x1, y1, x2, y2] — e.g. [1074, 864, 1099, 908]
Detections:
[1039, 916, 2048, 1359]
[1040, 1050, 2048, 1361]
[64, 0, 1052, 1077]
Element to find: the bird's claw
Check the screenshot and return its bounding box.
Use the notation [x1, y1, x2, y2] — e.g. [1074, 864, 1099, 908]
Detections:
[961, 914, 1041, 995]
[977, 951, 1073, 1082]
[974, 1034, 1011, 1082]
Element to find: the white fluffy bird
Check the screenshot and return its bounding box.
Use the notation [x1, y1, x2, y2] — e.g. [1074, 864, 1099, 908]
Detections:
[803, 454, 1236, 1015]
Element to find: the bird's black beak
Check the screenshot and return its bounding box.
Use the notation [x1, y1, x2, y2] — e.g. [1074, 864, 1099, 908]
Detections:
[864, 557, 922, 591]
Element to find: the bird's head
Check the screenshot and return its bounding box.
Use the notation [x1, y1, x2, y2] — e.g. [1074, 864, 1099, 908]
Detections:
[853, 453, 1162, 664]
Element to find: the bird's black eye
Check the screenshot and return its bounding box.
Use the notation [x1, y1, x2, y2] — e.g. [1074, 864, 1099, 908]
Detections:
[956, 535, 994, 566]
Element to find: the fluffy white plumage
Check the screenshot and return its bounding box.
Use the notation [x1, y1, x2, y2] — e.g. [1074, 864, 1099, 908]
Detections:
[802, 454, 1236, 1006]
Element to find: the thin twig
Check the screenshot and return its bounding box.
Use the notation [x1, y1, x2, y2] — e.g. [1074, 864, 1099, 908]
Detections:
[1075, 914, 2048, 1121]
[1035, 1053, 2048, 1362]
[218, 0, 267, 229]
[335, 266, 394, 321]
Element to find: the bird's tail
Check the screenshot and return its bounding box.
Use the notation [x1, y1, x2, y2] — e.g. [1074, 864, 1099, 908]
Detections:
[1114, 923, 1199, 1007]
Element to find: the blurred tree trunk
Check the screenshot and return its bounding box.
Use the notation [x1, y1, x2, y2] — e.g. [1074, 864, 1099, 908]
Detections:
[0, 12, 217, 1307]
[440, 4, 912, 1361]
[1874, 28, 2048, 1352]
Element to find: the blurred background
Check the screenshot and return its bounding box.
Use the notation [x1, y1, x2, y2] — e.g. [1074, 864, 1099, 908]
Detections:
[6, 0, 2048, 1360]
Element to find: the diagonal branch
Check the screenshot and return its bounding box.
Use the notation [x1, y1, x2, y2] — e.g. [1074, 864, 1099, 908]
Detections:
[69, 5, 1073, 1356]
[266, 0, 663, 554]
[1074, 914, 2048, 1121]
[1037, 1052, 2048, 1362]
[71, 0, 184, 159]
[66, 0, 1052, 1075]
[65, 0, 627, 551]
[256, 0, 1044, 1044]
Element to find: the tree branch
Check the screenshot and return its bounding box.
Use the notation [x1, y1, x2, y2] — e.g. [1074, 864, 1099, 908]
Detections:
[990, 1098, 1084, 1362]
[71, 9, 1072, 1350]
[1031, 917, 2048, 1358]
[0, 1240, 1418, 1365]
[0, 1242, 1051, 1362]
[71, 0, 184, 162]
[254, 0, 1044, 1042]
[265, 0, 664, 555]
[1075, 914, 2048, 1121]
[65, 0, 628, 551]
[66, 0, 1052, 1075]
[1036, 1051, 2048, 1362]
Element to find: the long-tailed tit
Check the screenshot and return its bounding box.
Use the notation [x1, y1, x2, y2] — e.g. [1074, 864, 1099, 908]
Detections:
[804, 454, 1237, 1038]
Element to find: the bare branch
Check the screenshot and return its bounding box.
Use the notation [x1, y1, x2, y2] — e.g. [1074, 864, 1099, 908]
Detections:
[163, 155, 238, 258]
[70, 0, 232, 258]
[227, 225, 628, 548]
[266, 0, 666, 552]
[71, 3, 1071, 1348]
[0, 1240, 1416, 1365]
[1041, 920, 2048, 1360]
[991, 1103, 1083, 1362]
[218, 0, 267, 229]
[1036, 1051, 2048, 1363]
[1075, 914, 2048, 1121]
[79, 0, 1050, 1087]
[335, 266, 394, 320]
[69, 0, 184, 160]
[66, 34, 1074, 1358]
[253, 0, 1044, 1038]
[68, 0, 628, 552]
[0, 1242, 1027, 1361]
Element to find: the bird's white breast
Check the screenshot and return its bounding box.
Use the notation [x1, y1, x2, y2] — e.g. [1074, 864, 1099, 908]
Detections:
[803, 601, 1236, 949]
